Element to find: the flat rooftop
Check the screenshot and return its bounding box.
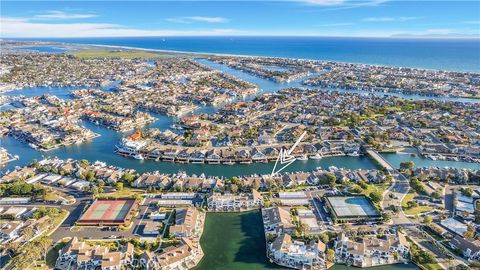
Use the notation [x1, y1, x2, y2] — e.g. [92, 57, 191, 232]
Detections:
[326, 196, 380, 218]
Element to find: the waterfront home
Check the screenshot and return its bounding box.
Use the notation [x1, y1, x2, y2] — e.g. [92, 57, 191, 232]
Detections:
[140, 238, 203, 270]
[334, 232, 410, 268]
[207, 190, 263, 211]
[348, 170, 386, 184]
[132, 172, 170, 188]
[0, 147, 12, 164]
[262, 207, 295, 234]
[55, 237, 134, 270]
[282, 173, 311, 187]
[170, 207, 200, 238]
[243, 175, 266, 190]
[269, 233, 326, 270]
[117, 138, 147, 156]
[0, 167, 35, 183]
[205, 149, 221, 163]
[414, 167, 475, 184]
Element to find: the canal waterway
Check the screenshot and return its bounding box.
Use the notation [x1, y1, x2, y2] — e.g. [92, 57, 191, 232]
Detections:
[1, 56, 479, 175]
[195, 211, 418, 270]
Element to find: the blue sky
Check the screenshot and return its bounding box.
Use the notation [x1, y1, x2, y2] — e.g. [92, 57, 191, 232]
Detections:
[1, 1, 479, 38]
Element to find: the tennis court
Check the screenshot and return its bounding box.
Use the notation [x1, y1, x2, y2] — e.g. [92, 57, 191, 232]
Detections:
[78, 199, 137, 225]
[326, 195, 380, 219]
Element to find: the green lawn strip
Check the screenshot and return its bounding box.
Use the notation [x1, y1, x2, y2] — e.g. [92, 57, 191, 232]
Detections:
[96, 187, 144, 199]
[401, 190, 433, 216]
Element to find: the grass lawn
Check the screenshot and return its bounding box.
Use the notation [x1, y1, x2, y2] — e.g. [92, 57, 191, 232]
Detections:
[401, 191, 433, 216]
[70, 49, 176, 59]
[43, 192, 64, 202]
[85, 240, 119, 250]
[45, 210, 69, 236]
[422, 263, 444, 270]
[401, 192, 415, 208]
[96, 187, 144, 199]
[350, 182, 389, 197]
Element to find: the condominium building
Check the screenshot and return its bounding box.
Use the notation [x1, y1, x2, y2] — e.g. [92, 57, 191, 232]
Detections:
[334, 232, 410, 267]
[207, 190, 263, 211]
[55, 237, 134, 270]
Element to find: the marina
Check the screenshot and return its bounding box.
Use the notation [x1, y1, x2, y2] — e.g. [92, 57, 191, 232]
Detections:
[1, 51, 479, 176]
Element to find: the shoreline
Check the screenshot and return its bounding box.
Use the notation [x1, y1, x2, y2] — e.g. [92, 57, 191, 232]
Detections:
[6, 39, 480, 74]
[3, 40, 480, 103]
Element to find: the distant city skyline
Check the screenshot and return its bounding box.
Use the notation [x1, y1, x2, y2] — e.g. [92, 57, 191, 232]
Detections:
[1, 0, 479, 38]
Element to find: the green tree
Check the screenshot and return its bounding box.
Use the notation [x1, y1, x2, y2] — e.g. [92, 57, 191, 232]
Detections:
[38, 236, 53, 262]
[369, 191, 382, 203]
[393, 251, 400, 260]
[462, 187, 473, 197]
[431, 191, 441, 199]
[121, 172, 135, 183]
[325, 173, 337, 187]
[423, 216, 433, 224]
[319, 233, 330, 244]
[326, 248, 335, 263]
[230, 184, 238, 194]
[80, 159, 89, 168]
[400, 161, 415, 173]
[464, 224, 475, 239]
[115, 182, 124, 191]
[410, 177, 426, 194]
[85, 170, 95, 181]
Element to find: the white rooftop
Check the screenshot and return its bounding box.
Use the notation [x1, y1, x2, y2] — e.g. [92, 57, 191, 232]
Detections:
[441, 218, 468, 236]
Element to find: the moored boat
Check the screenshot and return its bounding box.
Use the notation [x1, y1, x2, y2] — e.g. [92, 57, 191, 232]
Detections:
[133, 154, 144, 160]
[297, 155, 308, 161]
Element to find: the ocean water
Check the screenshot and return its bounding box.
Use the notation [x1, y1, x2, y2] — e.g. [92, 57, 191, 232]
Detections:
[17, 36, 480, 72]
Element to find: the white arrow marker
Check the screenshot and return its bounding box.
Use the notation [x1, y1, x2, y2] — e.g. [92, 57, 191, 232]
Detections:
[271, 131, 307, 176]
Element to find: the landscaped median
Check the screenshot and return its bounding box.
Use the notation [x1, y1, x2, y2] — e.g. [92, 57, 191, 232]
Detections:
[401, 190, 434, 216]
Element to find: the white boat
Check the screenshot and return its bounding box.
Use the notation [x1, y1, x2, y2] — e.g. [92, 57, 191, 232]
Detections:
[297, 155, 308, 161]
[309, 153, 322, 160]
[133, 154, 144, 160]
[223, 160, 235, 165]
[28, 143, 38, 149]
[170, 124, 184, 130]
[347, 151, 360, 157]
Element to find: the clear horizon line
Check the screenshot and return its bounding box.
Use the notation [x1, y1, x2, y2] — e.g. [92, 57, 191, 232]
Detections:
[3, 35, 480, 40]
